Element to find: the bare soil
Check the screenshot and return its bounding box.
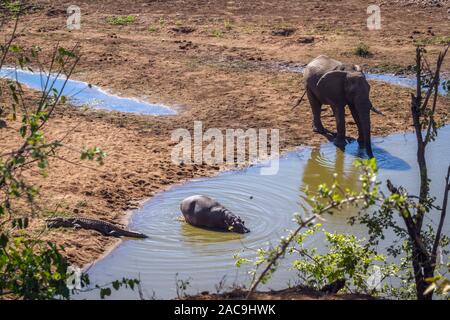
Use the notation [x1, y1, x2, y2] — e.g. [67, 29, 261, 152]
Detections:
[185, 287, 377, 300]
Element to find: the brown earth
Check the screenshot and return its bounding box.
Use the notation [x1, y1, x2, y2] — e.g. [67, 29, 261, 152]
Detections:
[1, 0, 450, 298]
[185, 287, 377, 300]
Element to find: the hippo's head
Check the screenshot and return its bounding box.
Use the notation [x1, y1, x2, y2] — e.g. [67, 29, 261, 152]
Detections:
[228, 216, 250, 234]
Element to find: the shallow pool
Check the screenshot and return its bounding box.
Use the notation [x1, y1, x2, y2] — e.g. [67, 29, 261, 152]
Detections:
[0, 67, 176, 115]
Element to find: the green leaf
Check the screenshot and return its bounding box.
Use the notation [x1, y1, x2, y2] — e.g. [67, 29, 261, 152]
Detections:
[9, 44, 20, 53]
[100, 288, 112, 299]
[112, 280, 120, 291]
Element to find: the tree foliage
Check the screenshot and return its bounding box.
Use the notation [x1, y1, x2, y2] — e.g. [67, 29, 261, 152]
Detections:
[0, 7, 136, 300]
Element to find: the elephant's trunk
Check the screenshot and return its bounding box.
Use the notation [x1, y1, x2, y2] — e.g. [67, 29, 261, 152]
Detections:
[360, 108, 374, 158]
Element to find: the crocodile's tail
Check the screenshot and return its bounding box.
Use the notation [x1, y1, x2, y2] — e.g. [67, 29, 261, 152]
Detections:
[121, 230, 149, 239]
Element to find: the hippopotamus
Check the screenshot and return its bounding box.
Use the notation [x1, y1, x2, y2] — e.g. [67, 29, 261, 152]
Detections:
[180, 195, 250, 234]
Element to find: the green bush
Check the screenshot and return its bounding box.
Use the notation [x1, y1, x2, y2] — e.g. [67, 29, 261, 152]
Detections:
[0, 237, 74, 299]
[292, 228, 397, 294]
[354, 42, 370, 57]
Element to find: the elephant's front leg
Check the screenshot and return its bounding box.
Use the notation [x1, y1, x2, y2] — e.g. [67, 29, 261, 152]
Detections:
[349, 105, 364, 147]
[334, 106, 346, 148]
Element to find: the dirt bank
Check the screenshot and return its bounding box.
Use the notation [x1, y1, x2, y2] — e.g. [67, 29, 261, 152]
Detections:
[1, 0, 449, 268]
[184, 287, 377, 300]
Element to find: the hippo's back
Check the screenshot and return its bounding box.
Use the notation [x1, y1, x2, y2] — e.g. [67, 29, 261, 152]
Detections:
[180, 195, 222, 227]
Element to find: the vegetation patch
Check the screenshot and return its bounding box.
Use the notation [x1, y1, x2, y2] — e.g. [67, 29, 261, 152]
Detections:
[1, 1, 21, 14]
[106, 15, 136, 26]
[414, 36, 450, 46]
[211, 29, 224, 38]
[224, 19, 233, 31]
[353, 42, 371, 57]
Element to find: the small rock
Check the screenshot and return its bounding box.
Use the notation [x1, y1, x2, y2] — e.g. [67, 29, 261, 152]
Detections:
[321, 279, 346, 294]
[297, 36, 315, 44]
[179, 41, 196, 50]
[172, 26, 195, 34]
[271, 28, 296, 37]
[46, 7, 65, 16]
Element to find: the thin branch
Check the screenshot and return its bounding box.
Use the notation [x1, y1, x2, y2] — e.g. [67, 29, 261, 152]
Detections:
[49, 155, 106, 173]
[431, 165, 450, 264]
[386, 179, 430, 262]
[245, 214, 318, 299]
[0, 14, 19, 68]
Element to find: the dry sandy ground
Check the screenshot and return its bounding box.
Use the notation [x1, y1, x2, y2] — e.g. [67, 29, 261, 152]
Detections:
[0, 0, 450, 284]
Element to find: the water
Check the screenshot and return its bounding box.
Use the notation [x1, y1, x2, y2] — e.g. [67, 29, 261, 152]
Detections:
[78, 127, 450, 299]
[366, 73, 449, 96]
[0, 67, 176, 115]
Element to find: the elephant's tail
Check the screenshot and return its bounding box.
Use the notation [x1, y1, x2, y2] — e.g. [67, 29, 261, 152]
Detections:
[291, 90, 307, 110]
[370, 105, 384, 116]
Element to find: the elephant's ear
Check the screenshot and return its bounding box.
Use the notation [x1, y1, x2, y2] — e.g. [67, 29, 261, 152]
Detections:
[317, 70, 348, 106]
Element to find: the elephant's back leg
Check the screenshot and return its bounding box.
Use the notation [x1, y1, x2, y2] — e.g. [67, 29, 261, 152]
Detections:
[306, 89, 325, 133]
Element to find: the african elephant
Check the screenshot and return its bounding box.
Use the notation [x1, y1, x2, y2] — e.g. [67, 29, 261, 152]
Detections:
[300, 55, 381, 158]
[180, 195, 250, 234]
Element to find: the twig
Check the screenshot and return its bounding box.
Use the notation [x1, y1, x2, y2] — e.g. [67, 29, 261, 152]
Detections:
[50, 155, 106, 173]
[0, 14, 19, 68]
[245, 214, 318, 299]
[431, 165, 450, 265]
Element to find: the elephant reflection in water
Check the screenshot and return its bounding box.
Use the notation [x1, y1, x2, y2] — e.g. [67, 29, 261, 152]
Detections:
[300, 147, 366, 231]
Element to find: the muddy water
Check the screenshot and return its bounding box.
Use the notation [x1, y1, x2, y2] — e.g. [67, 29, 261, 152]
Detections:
[0, 67, 176, 115]
[78, 127, 450, 299]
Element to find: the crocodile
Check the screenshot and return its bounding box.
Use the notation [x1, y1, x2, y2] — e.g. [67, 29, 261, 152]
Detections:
[46, 217, 148, 238]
